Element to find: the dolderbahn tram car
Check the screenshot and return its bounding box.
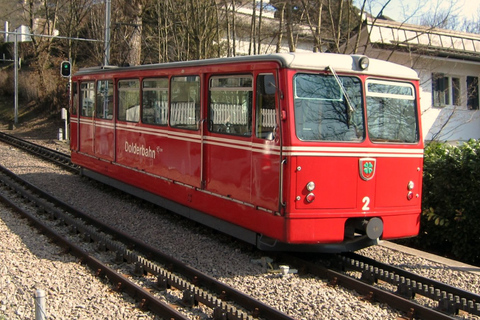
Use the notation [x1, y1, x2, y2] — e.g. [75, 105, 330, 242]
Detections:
[69, 53, 423, 252]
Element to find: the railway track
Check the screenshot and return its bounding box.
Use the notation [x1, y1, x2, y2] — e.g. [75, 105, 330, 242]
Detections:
[0, 131, 76, 172]
[0, 162, 294, 320]
[271, 251, 480, 320]
[0, 132, 479, 319]
[339, 252, 480, 317]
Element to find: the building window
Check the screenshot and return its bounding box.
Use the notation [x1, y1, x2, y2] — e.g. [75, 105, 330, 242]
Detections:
[432, 73, 460, 107]
[467, 76, 479, 110]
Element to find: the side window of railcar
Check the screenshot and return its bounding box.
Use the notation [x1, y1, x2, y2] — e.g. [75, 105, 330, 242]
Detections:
[170, 76, 200, 130]
[208, 75, 252, 136]
[118, 80, 140, 122]
[72, 82, 78, 116]
[142, 78, 168, 125]
[80, 81, 95, 117]
[256, 74, 276, 140]
[96, 80, 114, 120]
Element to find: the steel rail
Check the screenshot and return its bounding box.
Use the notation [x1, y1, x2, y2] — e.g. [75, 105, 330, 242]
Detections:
[341, 252, 480, 316]
[0, 131, 77, 172]
[277, 253, 457, 320]
[0, 174, 190, 320]
[0, 163, 294, 320]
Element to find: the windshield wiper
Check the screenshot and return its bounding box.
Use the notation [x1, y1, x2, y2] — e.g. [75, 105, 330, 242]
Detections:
[327, 66, 356, 128]
[326, 65, 355, 113]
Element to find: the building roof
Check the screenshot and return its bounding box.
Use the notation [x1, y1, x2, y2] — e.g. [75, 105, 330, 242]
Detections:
[364, 17, 480, 61]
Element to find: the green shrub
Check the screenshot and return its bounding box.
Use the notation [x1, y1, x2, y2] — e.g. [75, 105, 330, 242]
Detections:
[406, 140, 480, 264]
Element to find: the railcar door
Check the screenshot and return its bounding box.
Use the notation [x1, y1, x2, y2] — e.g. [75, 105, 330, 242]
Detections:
[203, 74, 254, 204]
[70, 81, 79, 151]
[251, 73, 282, 212]
[203, 73, 281, 212]
[78, 81, 95, 155]
[94, 79, 115, 161]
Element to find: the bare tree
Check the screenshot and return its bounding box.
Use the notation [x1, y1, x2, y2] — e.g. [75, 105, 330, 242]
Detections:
[275, 1, 286, 53]
[285, 0, 296, 52]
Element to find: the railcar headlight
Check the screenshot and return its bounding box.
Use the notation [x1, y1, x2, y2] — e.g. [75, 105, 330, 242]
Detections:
[407, 181, 414, 190]
[306, 181, 316, 192]
[359, 56, 369, 70]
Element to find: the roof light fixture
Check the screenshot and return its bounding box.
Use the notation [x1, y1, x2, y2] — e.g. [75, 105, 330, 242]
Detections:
[358, 56, 369, 70]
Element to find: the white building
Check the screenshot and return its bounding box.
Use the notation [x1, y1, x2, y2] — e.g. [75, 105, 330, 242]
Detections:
[344, 16, 480, 142]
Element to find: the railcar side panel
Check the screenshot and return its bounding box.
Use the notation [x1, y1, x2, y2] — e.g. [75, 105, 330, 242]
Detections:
[71, 151, 287, 241]
[115, 125, 203, 188]
[251, 139, 281, 212]
[204, 137, 252, 203]
[79, 118, 94, 155]
[70, 116, 78, 151]
[94, 120, 115, 161]
[286, 217, 345, 243]
[161, 131, 202, 187]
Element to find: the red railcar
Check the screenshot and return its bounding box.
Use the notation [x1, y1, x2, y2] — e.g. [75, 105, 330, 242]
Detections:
[70, 53, 423, 252]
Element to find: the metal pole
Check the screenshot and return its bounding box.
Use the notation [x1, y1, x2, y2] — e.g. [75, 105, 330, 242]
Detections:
[34, 289, 46, 320]
[14, 30, 18, 125]
[104, 0, 111, 66]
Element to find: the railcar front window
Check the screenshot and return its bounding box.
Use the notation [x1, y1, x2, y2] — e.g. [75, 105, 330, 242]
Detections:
[366, 80, 418, 143]
[293, 74, 364, 141]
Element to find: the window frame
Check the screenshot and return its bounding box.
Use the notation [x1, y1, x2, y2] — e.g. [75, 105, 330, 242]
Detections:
[95, 79, 114, 120]
[170, 75, 201, 130]
[79, 81, 95, 117]
[292, 73, 365, 142]
[255, 73, 277, 140]
[432, 73, 461, 108]
[208, 74, 253, 137]
[365, 79, 419, 144]
[117, 79, 141, 123]
[142, 78, 169, 126]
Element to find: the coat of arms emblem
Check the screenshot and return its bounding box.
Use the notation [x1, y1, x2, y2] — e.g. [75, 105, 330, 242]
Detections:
[359, 158, 376, 181]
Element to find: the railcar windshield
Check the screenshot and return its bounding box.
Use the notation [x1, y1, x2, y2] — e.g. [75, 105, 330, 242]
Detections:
[366, 80, 418, 143]
[293, 74, 419, 143]
[294, 74, 364, 141]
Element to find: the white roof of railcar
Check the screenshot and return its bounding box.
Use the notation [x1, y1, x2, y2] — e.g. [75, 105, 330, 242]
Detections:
[75, 52, 419, 80]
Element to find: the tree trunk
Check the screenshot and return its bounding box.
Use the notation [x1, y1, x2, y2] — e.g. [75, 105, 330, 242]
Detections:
[276, 2, 286, 53]
[286, 0, 296, 52]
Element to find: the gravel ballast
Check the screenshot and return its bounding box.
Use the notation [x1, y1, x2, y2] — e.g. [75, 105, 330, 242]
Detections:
[0, 135, 479, 320]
